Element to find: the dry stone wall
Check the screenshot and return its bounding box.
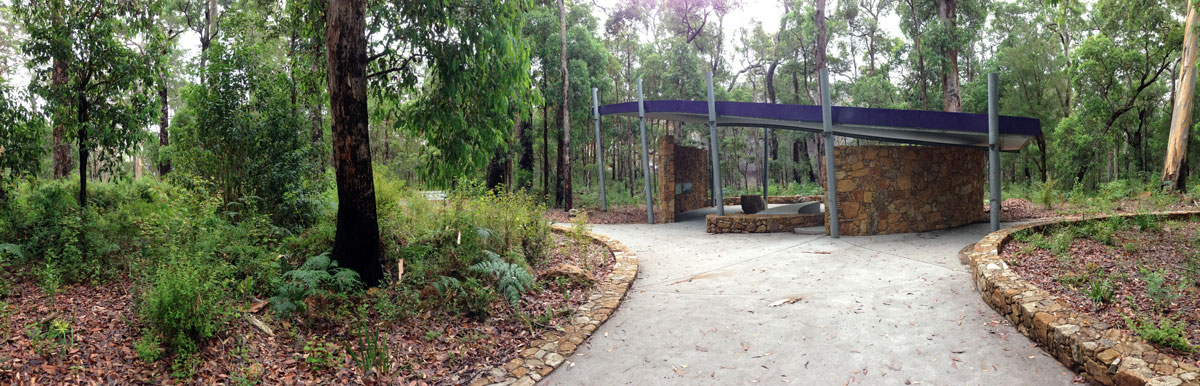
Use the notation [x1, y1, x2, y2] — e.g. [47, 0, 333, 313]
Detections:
[821, 145, 985, 236]
[656, 135, 711, 223]
[705, 212, 824, 233]
[963, 211, 1200, 386]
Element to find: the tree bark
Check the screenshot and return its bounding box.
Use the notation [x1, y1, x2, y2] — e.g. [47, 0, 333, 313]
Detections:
[937, 0, 960, 112]
[815, 0, 828, 71]
[542, 78, 550, 199]
[326, 0, 382, 287]
[558, 0, 572, 210]
[158, 84, 171, 175]
[52, 58, 71, 178]
[905, 0, 929, 110]
[1163, 0, 1198, 191]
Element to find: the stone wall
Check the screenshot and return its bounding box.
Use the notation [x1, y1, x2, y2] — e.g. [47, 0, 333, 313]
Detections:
[705, 212, 824, 233]
[821, 145, 985, 236]
[656, 135, 711, 223]
[963, 211, 1200, 386]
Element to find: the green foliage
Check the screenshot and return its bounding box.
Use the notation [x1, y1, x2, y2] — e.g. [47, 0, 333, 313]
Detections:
[1141, 268, 1179, 309]
[1133, 214, 1162, 233]
[370, 0, 535, 184]
[0, 84, 43, 199]
[270, 252, 363, 316]
[26, 316, 72, 359]
[432, 276, 496, 319]
[15, 0, 158, 200]
[1125, 316, 1194, 353]
[303, 336, 339, 373]
[135, 333, 164, 363]
[1085, 280, 1114, 305]
[347, 316, 390, 375]
[468, 250, 534, 307]
[0, 301, 10, 340]
[141, 253, 231, 357]
[1048, 227, 1076, 257]
[172, 41, 323, 230]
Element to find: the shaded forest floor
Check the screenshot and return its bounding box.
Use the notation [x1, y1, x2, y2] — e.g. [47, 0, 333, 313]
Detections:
[0, 233, 615, 385]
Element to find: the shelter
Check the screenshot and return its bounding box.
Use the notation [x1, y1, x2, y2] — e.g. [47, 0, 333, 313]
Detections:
[589, 71, 1041, 237]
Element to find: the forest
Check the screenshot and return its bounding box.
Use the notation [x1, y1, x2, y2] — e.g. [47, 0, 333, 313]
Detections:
[2, 0, 1200, 383]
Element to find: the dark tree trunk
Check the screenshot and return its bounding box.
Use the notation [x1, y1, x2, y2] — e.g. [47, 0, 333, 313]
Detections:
[558, 0, 572, 210]
[158, 85, 171, 175]
[542, 80, 550, 199]
[327, 0, 382, 287]
[518, 121, 534, 190]
[485, 147, 508, 190]
[52, 58, 71, 178]
[766, 61, 778, 104]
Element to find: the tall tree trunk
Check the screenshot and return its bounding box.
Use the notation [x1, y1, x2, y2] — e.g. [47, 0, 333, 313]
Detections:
[558, 0, 573, 210]
[200, 0, 217, 78]
[158, 84, 171, 176]
[518, 121, 534, 190]
[937, 0, 961, 112]
[542, 78, 550, 199]
[815, 0, 828, 71]
[52, 58, 71, 178]
[77, 94, 89, 261]
[905, 0, 929, 110]
[766, 60, 779, 104]
[327, 0, 382, 287]
[1163, 0, 1198, 191]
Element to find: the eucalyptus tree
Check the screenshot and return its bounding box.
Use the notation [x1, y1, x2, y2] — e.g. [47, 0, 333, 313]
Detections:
[1054, 0, 1180, 187]
[324, 0, 532, 285]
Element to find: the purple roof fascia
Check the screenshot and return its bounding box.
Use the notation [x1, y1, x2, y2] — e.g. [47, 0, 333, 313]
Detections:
[598, 100, 1042, 138]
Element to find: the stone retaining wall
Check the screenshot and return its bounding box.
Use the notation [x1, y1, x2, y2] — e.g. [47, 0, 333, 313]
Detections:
[469, 226, 639, 386]
[821, 145, 985, 236]
[705, 213, 824, 233]
[721, 195, 823, 206]
[656, 135, 711, 223]
[962, 211, 1200, 386]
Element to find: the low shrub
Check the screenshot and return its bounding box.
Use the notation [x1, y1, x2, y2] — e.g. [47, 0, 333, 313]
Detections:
[26, 316, 72, 360]
[141, 253, 232, 357]
[1126, 316, 1194, 353]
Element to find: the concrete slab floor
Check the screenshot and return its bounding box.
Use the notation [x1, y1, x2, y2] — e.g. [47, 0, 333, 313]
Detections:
[541, 208, 1077, 385]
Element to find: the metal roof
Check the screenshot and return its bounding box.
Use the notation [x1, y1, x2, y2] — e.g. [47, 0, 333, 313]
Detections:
[598, 100, 1041, 152]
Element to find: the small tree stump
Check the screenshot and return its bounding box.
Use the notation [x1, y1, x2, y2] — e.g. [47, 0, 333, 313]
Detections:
[741, 195, 766, 214]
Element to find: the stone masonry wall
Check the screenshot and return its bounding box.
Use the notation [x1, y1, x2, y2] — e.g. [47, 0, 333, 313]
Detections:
[656, 135, 711, 223]
[820, 145, 985, 235]
[963, 211, 1200, 386]
[705, 212, 824, 233]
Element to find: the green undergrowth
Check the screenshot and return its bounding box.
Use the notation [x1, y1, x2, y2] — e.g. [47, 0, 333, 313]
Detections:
[0, 176, 559, 378]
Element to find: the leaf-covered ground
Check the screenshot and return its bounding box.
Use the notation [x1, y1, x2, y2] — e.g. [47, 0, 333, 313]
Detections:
[0, 232, 614, 385]
[1002, 219, 1200, 363]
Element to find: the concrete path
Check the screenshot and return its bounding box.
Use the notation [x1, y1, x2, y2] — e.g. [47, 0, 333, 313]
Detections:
[541, 207, 1078, 385]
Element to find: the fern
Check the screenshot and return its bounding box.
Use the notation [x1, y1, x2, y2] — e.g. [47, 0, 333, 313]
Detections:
[469, 251, 533, 306]
[270, 252, 362, 315]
